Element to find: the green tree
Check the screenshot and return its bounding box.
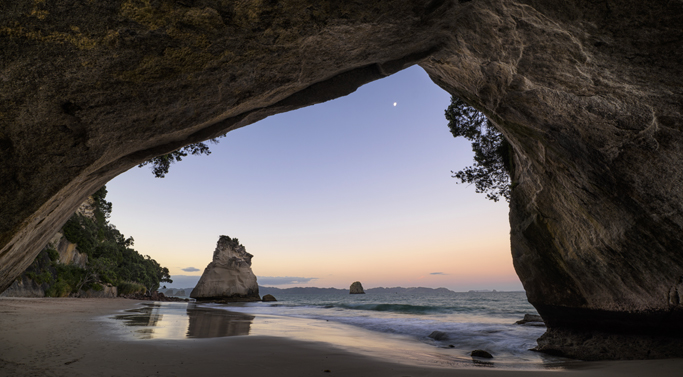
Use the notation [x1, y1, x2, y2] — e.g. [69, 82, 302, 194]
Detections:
[91, 186, 112, 223]
[445, 96, 512, 202]
[76, 257, 116, 292]
[60, 186, 173, 293]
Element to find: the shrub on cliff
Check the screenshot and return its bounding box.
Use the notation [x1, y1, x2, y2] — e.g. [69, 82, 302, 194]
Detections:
[118, 281, 147, 295]
[44, 263, 87, 297]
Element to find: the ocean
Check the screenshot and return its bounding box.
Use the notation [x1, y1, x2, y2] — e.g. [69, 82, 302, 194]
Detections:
[110, 290, 571, 369]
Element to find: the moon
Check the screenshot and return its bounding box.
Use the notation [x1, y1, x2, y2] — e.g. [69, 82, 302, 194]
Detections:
[393, 102, 397, 106]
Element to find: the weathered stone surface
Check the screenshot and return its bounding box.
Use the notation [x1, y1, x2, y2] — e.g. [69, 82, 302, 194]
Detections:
[190, 236, 260, 302]
[79, 283, 117, 298]
[428, 331, 448, 341]
[349, 281, 365, 294]
[0, 275, 45, 298]
[1, 0, 683, 359]
[534, 328, 683, 361]
[0, 248, 53, 297]
[53, 232, 88, 269]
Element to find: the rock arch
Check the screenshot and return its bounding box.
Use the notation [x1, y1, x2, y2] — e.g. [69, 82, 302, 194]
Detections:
[1, 0, 682, 359]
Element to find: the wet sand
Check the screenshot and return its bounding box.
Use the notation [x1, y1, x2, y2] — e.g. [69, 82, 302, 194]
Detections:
[1, 297, 683, 376]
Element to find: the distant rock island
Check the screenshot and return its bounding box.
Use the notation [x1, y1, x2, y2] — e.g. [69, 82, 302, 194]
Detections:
[190, 236, 260, 302]
[262, 294, 277, 302]
[349, 281, 365, 294]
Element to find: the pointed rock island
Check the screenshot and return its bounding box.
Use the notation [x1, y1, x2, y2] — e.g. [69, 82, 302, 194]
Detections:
[190, 236, 260, 302]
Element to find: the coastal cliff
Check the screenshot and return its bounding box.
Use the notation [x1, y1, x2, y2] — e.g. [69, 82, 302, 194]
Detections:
[1, 188, 170, 298]
[1, 201, 95, 298]
[1, 0, 683, 359]
[191, 236, 260, 302]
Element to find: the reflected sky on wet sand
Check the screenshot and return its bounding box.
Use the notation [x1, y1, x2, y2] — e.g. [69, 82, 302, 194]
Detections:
[113, 302, 255, 339]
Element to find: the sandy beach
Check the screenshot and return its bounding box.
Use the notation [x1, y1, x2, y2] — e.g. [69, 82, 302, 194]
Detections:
[1, 297, 683, 377]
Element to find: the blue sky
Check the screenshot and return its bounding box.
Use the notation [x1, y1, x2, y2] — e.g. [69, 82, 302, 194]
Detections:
[105, 65, 520, 291]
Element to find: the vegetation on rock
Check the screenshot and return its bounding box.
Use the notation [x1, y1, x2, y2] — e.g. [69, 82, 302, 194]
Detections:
[445, 96, 512, 203]
[218, 235, 243, 251]
[138, 137, 224, 178]
[27, 186, 172, 296]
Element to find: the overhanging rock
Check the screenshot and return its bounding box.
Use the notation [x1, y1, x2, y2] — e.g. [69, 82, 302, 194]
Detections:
[1, 0, 683, 360]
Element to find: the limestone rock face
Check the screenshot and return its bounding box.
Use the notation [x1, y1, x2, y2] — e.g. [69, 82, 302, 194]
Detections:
[190, 236, 260, 302]
[349, 281, 365, 294]
[1, 0, 683, 360]
[53, 232, 88, 269]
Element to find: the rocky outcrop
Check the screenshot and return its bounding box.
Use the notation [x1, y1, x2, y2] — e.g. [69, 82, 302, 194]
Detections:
[428, 331, 449, 341]
[51, 232, 88, 269]
[122, 291, 189, 302]
[190, 236, 260, 302]
[0, 246, 54, 297]
[471, 350, 493, 359]
[1, 204, 89, 297]
[0, 275, 46, 298]
[79, 284, 117, 298]
[349, 281, 365, 294]
[534, 328, 683, 360]
[262, 294, 277, 302]
[1, 0, 683, 360]
[515, 314, 544, 326]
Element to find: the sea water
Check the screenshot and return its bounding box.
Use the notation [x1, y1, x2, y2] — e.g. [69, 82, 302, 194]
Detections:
[205, 290, 569, 368]
[111, 290, 571, 369]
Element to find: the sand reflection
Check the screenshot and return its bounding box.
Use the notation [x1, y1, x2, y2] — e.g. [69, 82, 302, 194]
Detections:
[112, 302, 254, 340]
[187, 305, 254, 338]
[114, 303, 163, 327]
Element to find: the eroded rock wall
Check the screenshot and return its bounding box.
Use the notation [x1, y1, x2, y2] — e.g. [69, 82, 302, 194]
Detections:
[419, 0, 683, 358]
[423, 2, 683, 340]
[1, 0, 683, 359]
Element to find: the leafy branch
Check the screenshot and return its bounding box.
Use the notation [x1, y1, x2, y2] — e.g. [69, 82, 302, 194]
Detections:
[445, 97, 512, 202]
[138, 136, 224, 178]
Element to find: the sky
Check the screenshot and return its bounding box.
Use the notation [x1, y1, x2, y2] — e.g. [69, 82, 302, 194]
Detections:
[105, 65, 522, 292]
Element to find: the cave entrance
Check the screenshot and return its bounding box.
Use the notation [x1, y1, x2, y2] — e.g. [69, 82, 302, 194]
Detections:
[105, 66, 516, 293]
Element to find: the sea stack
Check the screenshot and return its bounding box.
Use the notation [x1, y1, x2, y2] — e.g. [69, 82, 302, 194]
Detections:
[350, 281, 365, 294]
[190, 236, 260, 302]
